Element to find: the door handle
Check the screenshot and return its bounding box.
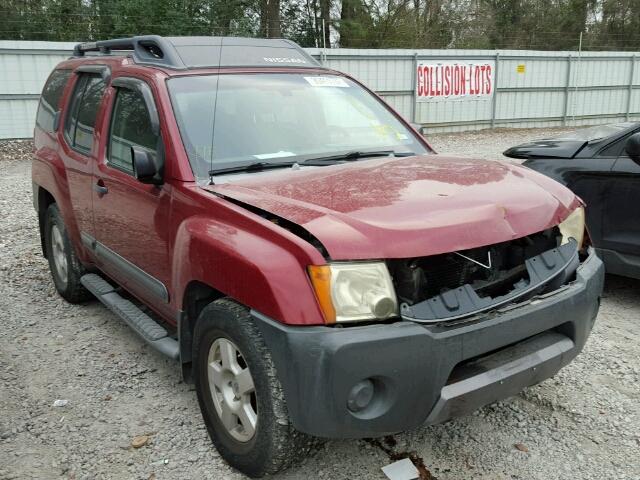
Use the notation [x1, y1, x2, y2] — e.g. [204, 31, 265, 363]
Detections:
[93, 180, 108, 197]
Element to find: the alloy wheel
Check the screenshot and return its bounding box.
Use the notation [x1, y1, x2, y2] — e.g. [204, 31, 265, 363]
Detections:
[51, 224, 68, 287]
[207, 338, 258, 442]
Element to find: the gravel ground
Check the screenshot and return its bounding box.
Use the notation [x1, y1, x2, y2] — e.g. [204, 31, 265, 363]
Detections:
[1, 128, 639, 480]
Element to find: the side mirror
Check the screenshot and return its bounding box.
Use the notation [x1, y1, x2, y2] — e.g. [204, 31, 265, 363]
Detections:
[625, 133, 640, 160]
[131, 146, 163, 185]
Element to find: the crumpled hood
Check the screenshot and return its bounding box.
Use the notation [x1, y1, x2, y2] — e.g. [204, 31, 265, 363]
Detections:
[204, 155, 579, 260]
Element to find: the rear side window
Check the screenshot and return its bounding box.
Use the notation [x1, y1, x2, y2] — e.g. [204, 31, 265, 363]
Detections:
[36, 69, 71, 133]
[64, 73, 106, 154]
[597, 129, 640, 158]
[597, 138, 626, 158]
[108, 88, 158, 172]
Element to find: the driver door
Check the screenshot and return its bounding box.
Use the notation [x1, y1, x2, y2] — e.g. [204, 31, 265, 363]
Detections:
[91, 78, 173, 316]
[602, 130, 640, 258]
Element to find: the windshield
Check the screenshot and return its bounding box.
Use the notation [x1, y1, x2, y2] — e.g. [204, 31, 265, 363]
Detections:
[167, 73, 429, 178]
[553, 122, 637, 142]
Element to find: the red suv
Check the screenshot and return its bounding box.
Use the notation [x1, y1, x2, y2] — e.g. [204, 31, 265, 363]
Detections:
[32, 36, 604, 477]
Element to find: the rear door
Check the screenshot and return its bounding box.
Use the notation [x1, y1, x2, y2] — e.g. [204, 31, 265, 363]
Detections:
[90, 77, 173, 317]
[59, 69, 108, 241]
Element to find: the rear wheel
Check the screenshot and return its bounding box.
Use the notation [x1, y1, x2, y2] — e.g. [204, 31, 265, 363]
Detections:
[193, 299, 318, 477]
[44, 203, 91, 303]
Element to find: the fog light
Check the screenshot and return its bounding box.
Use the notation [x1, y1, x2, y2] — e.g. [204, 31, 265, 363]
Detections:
[347, 379, 374, 412]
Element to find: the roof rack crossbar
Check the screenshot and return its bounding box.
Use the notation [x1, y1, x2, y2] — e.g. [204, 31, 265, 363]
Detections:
[73, 35, 187, 69]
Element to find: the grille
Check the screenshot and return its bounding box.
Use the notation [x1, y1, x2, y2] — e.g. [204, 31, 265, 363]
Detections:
[389, 228, 560, 305]
[420, 247, 496, 298]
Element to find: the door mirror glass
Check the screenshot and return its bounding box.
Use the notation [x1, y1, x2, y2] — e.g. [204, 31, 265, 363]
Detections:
[131, 146, 162, 184]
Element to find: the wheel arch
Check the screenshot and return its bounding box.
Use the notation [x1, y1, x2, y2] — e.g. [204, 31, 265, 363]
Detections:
[178, 280, 226, 383]
[34, 184, 57, 258]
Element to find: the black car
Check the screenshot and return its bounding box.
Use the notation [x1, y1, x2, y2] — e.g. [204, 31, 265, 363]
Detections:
[505, 122, 640, 280]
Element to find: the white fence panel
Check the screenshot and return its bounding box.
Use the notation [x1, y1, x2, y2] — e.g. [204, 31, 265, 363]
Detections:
[0, 41, 638, 139]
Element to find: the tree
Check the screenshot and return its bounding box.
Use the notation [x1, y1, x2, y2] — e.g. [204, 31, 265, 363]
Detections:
[320, 0, 331, 46]
[260, 0, 281, 37]
[339, 0, 372, 47]
[0, 0, 638, 52]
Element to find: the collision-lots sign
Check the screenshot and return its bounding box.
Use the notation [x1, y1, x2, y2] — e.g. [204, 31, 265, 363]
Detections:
[416, 61, 495, 102]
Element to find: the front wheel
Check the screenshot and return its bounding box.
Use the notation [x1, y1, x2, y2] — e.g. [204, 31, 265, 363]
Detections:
[193, 299, 318, 477]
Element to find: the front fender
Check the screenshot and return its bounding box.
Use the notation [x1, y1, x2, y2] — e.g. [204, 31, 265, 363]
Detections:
[172, 212, 328, 326]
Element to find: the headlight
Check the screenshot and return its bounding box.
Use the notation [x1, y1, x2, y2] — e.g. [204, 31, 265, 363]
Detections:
[308, 262, 398, 324]
[558, 206, 585, 249]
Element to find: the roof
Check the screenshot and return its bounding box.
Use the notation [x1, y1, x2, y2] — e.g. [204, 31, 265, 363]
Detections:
[73, 35, 321, 70]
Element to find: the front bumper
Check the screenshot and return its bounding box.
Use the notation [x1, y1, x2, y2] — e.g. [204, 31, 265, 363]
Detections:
[252, 248, 604, 438]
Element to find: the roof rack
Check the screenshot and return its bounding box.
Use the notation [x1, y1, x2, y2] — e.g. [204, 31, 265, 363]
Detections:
[72, 35, 321, 70]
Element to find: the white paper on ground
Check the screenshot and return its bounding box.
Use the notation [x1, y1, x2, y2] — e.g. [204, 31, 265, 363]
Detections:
[381, 458, 420, 480]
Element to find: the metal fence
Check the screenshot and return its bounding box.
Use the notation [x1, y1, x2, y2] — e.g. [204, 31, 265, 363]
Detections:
[1, 40, 638, 139]
[308, 48, 640, 133]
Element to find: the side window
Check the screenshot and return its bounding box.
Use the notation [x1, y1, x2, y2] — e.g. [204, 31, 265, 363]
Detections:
[63, 73, 106, 154]
[36, 69, 71, 133]
[108, 88, 158, 172]
[597, 138, 626, 158]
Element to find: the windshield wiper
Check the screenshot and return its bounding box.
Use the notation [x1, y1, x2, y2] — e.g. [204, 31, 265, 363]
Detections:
[207, 150, 416, 177]
[302, 150, 415, 164]
[208, 161, 296, 176]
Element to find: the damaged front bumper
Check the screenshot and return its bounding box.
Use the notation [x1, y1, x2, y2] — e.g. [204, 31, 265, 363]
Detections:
[252, 247, 604, 438]
[400, 239, 580, 323]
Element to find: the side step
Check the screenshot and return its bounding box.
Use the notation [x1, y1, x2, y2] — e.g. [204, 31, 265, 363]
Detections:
[81, 273, 179, 360]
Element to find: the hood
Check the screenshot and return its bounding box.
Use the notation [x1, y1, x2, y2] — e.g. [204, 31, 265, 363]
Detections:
[503, 139, 586, 160]
[204, 155, 579, 260]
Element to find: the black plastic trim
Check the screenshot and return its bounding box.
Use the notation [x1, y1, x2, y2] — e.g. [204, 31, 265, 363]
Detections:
[74, 36, 187, 70]
[72, 35, 322, 70]
[401, 240, 579, 323]
[81, 233, 169, 302]
[250, 249, 603, 438]
[110, 77, 160, 136]
[177, 310, 194, 383]
[597, 247, 640, 280]
[81, 273, 178, 359]
[75, 64, 111, 82]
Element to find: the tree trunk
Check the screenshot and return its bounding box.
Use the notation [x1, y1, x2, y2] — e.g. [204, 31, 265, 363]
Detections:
[320, 0, 331, 47]
[261, 0, 281, 38]
[340, 0, 357, 47]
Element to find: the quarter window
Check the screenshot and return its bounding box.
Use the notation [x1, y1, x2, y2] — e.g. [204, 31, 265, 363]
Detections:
[108, 88, 158, 172]
[64, 73, 106, 153]
[597, 140, 625, 158]
[36, 69, 71, 133]
[597, 132, 639, 158]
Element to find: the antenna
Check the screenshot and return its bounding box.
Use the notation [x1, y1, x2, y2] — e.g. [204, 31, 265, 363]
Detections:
[208, 39, 224, 185]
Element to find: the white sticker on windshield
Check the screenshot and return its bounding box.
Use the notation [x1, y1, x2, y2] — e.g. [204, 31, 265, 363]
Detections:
[304, 76, 350, 88]
[254, 151, 296, 160]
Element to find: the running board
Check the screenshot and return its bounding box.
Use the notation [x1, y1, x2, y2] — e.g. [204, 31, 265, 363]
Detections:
[81, 273, 179, 360]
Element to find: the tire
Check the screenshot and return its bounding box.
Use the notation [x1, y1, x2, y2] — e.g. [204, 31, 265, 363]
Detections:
[193, 298, 319, 477]
[44, 203, 91, 303]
